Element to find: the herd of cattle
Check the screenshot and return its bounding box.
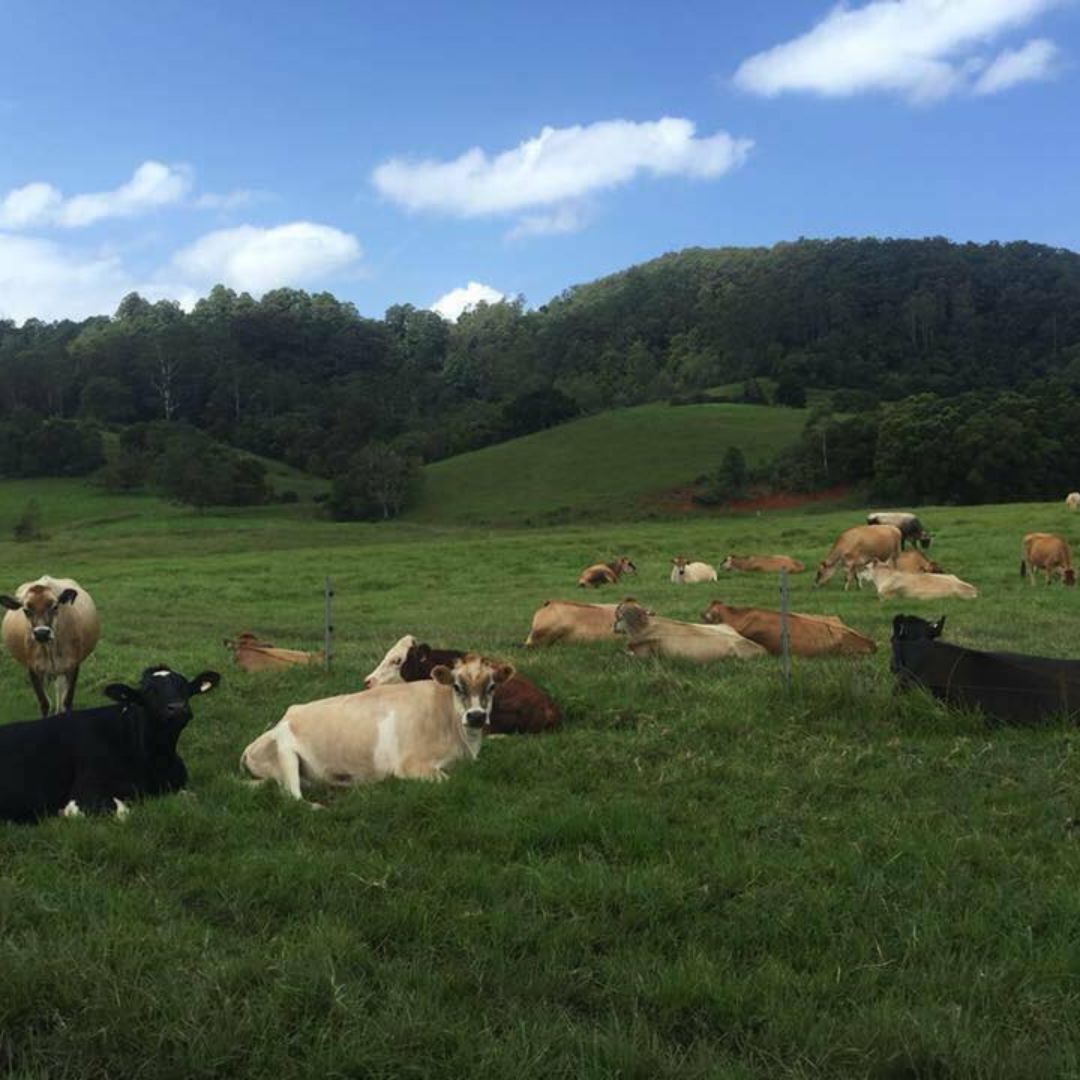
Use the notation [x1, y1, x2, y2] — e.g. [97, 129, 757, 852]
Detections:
[0, 500, 1077, 820]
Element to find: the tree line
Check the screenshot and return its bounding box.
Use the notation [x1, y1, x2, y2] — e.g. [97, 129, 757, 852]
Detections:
[2, 237, 1080, 514]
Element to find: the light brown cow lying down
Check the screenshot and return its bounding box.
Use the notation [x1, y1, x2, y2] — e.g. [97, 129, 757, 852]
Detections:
[225, 632, 324, 672]
[857, 561, 978, 600]
[1021, 532, 1076, 586]
[700, 600, 876, 657]
[895, 550, 944, 574]
[525, 600, 620, 646]
[613, 600, 766, 662]
[578, 556, 637, 588]
[722, 555, 806, 573]
[241, 654, 513, 802]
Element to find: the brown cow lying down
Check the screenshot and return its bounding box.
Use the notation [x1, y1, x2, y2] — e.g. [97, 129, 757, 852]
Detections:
[364, 635, 561, 734]
[895, 550, 945, 574]
[225, 632, 324, 672]
[722, 555, 806, 573]
[613, 600, 766, 662]
[700, 601, 876, 657]
[525, 600, 620, 646]
[578, 556, 636, 588]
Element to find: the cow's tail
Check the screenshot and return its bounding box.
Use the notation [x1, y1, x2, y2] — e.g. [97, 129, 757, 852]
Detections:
[1020, 559, 1027, 579]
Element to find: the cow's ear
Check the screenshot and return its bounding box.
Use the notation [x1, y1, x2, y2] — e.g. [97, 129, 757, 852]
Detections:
[105, 683, 139, 703]
[188, 671, 221, 695]
[492, 663, 515, 685]
[0, 595, 20, 610]
[430, 665, 454, 686]
[58, 588, 78, 605]
[417, 644, 431, 660]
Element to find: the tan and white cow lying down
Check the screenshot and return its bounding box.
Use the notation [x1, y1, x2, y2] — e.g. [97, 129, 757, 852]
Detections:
[1, 575, 100, 716]
[700, 601, 876, 657]
[722, 555, 806, 574]
[670, 557, 718, 584]
[525, 600, 620, 646]
[856, 561, 978, 600]
[241, 654, 514, 802]
[814, 525, 902, 589]
[613, 600, 766, 662]
[894, 550, 944, 574]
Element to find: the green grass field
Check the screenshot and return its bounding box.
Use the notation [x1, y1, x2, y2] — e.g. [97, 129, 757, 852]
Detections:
[407, 402, 810, 525]
[2, 480, 1080, 1078]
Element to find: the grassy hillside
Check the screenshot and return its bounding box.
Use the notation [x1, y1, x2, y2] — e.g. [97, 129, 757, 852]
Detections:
[2, 485, 1080, 1077]
[407, 402, 809, 525]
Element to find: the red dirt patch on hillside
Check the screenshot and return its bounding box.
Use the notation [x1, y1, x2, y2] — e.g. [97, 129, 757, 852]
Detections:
[651, 484, 852, 515]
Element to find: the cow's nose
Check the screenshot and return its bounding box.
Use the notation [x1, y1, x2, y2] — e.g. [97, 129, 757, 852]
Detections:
[32, 627, 52, 642]
[165, 704, 189, 721]
[465, 710, 487, 729]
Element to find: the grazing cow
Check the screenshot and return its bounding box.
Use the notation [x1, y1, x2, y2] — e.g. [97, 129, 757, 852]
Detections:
[891, 614, 1080, 725]
[866, 511, 932, 549]
[578, 556, 637, 588]
[613, 599, 766, 662]
[364, 637, 561, 734]
[895, 550, 945, 574]
[700, 601, 876, 657]
[1021, 532, 1075, 586]
[814, 525, 902, 589]
[670, 557, 718, 584]
[225, 632, 324, 672]
[1066, 492, 1080, 511]
[722, 555, 806, 574]
[241, 654, 513, 802]
[0, 666, 220, 824]
[857, 561, 978, 600]
[2, 576, 101, 716]
[525, 600, 620, 646]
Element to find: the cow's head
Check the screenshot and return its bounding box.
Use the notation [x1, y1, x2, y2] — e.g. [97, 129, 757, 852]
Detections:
[891, 614, 946, 641]
[613, 598, 651, 637]
[430, 653, 514, 732]
[363, 634, 418, 688]
[699, 601, 727, 625]
[614, 556, 637, 577]
[672, 556, 688, 578]
[813, 561, 835, 587]
[721, 556, 735, 571]
[1, 582, 78, 644]
[105, 666, 220, 737]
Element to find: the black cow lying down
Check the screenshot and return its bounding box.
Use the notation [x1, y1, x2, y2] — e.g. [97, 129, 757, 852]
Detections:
[0, 665, 220, 824]
[891, 615, 1080, 725]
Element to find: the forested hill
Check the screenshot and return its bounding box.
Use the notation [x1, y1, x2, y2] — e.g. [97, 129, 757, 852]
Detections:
[2, 237, 1080, 500]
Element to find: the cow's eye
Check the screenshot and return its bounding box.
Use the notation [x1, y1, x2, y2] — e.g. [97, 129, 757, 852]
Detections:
[453, 682, 465, 696]
[392, 658, 401, 666]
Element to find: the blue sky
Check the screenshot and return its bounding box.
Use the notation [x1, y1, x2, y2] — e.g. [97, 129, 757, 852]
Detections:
[2, 0, 1078, 323]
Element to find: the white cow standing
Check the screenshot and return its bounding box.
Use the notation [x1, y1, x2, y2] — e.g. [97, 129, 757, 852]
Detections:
[241, 654, 514, 803]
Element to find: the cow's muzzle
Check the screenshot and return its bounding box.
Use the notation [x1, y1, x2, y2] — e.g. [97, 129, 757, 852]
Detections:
[464, 709, 487, 729]
[32, 627, 53, 643]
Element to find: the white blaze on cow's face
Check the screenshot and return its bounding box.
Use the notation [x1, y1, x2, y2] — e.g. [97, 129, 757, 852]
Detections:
[431, 654, 514, 732]
[364, 635, 418, 689]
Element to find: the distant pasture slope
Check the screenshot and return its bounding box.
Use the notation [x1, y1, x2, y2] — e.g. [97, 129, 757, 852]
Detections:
[406, 402, 809, 525]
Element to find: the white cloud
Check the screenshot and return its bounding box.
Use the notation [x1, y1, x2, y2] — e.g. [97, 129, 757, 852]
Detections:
[168, 222, 362, 295]
[373, 117, 752, 235]
[973, 37, 1059, 93]
[734, 0, 1065, 103]
[193, 188, 261, 211]
[0, 161, 193, 229]
[506, 203, 591, 241]
[0, 234, 132, 322]
[431, 281, 505, 321]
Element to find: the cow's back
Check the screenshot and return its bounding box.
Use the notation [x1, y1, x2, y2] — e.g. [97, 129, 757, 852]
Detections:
[526, 600, 618, 645]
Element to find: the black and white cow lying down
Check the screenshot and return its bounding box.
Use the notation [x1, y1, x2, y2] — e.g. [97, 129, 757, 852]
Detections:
[0, 665, 220, 824]
[891, 615, 1080, 725]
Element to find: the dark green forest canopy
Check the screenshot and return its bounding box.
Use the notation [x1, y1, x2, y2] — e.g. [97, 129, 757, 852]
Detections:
[2, 237, 1080, 503]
